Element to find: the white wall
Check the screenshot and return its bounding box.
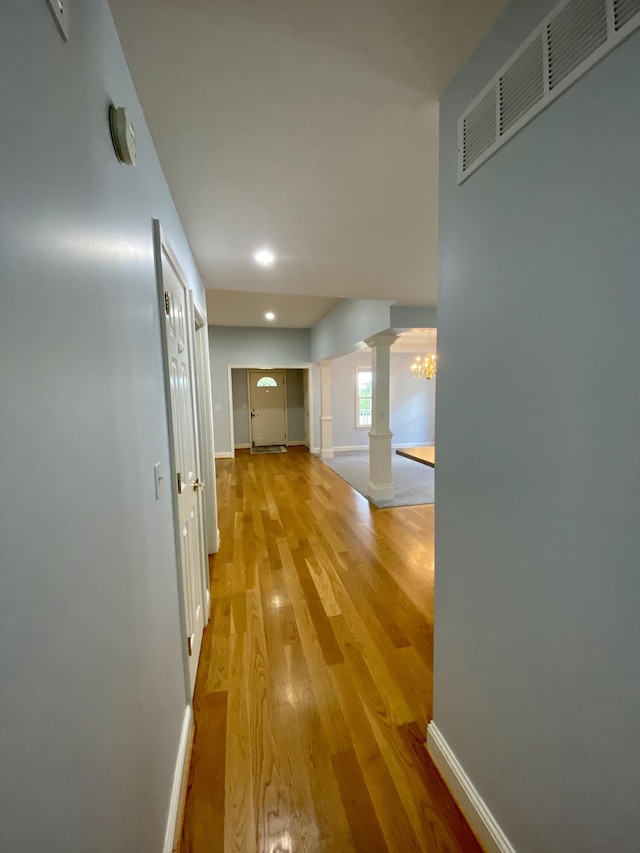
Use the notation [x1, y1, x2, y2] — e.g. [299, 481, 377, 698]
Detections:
[208, 326, 312, 454]
[330, 350, 435, 449]
[0, 2, 201, 849]
[434, 1, 640, 850]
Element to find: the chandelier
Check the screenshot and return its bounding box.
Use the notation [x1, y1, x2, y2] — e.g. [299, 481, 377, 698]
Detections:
[410, 331, 437, 380]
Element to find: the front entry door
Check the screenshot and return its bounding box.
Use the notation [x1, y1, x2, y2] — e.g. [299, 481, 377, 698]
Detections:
[159, 235, 206, 695]
[248, 370, 287, 447]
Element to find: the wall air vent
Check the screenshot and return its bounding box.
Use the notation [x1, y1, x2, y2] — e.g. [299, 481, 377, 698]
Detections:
[615, 0, 640, 29]
[548, 0, 607, 89]
[463, 88, 497, 172]
[458, 0, 640, 183]
[499, 34, 544, 135]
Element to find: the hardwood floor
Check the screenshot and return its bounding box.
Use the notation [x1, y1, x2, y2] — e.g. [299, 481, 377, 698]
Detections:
[180, 448, 481, 853]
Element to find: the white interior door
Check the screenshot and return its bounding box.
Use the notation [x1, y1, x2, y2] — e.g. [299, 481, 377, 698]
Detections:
[160, 238, 206, 695]
[249, 370, 287, 447]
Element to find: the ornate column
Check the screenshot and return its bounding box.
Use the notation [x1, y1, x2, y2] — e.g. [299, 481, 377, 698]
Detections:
[318, 359, 334, 459]
[365, 333, 398, 501]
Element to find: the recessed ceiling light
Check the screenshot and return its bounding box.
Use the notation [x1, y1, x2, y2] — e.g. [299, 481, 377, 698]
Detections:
[265, 311, 275, 321]
[253, 247, 276, 267]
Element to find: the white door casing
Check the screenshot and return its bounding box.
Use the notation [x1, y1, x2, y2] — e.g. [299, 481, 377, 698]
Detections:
[188, 294, 215, 616]
[155, 226, 206, 696]
[192, 303, 219, 556]
[303, 368, 310, 449]
[248, 370, 287, 447]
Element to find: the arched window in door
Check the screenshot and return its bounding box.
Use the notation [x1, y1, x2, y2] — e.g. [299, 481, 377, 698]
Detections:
[256, 376, 278, 387]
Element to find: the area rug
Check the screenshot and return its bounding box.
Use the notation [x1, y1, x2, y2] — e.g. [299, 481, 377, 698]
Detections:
[250, 445, 287, 455]
[320, 450, 434, 508]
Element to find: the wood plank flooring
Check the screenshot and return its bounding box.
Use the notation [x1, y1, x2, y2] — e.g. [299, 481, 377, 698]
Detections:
[180, 447, 481, 853]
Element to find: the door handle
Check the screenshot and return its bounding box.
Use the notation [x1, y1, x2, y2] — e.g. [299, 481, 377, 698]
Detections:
[191, 478, 205, 492]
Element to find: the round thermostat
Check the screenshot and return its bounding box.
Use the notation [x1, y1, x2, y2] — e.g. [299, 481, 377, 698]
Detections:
[109, 105, 137, 165]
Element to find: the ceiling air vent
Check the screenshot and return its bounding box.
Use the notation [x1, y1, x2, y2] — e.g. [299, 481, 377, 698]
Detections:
[462, 87, 497, 172]
[548, 0, 607, 89]
[500, 34, 544, 135]
[614, 0, 640, 29]
[458, 0, 640, 183]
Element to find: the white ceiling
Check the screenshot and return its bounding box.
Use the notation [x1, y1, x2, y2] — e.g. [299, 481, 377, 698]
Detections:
[110, 0, 508, 324]
[392, 329, 437, 352]
[205, 289, 339, 328]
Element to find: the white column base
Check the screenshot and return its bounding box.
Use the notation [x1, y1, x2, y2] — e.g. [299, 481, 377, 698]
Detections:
[367, 481, 394, 501]
[368, 430, 394, 500]
[320, 414, 334, 460]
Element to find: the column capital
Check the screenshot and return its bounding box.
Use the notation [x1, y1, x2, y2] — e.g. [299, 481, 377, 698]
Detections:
[364, 333, 399, 349]
[317, 358, 333, 367]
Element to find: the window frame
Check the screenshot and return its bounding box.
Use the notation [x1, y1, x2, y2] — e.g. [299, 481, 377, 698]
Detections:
[355, 366, 373, 429]
[256, 376, 278, 387]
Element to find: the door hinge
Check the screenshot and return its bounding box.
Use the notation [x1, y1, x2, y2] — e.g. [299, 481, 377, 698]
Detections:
[164, 290, 170, 315]
[177, 471, 183, 494]
[187, 634, 194, 657]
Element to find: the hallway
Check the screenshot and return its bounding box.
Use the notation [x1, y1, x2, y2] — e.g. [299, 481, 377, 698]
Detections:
[180, 448, 480, 852]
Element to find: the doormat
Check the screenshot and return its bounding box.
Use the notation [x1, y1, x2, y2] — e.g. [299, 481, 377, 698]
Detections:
[250, 445, 287, 455]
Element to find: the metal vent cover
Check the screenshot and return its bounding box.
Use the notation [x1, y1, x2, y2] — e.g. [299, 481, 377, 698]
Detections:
[548, 0, 607, 89]
[458, 0, 640, 183]
[500, 34, 544, 135]
[463, 88, 497, 171]
[614, 0, 640, 29]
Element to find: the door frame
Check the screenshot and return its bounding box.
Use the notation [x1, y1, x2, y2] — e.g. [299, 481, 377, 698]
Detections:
[153, 219, 207, 700]
[247, 369, 288, 449]
[191, 303, 219, 557]
[225, 364, 315, 458]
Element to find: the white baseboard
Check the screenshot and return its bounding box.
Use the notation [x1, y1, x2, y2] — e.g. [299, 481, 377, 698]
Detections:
[163, 705, 193, 853]
[214, 451, 233, 459]
[286, 440, 306, 446]
[426, 722, 515, 853]
[234, 442, 251, 449]
[311, 447, 320, 455]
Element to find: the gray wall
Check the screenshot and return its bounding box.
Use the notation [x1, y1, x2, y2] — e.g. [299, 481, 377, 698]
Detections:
[311, 298, 393, 360]
[390, 305, 437, 329]
[331, 351, 371, 449]
[434, 2, 640, 850]
[231, 368, 306, 446]
[231, 369, 251, 445]
[0, 2, 202, 850]
[390, 352, 435, 447]
[331, 350, 435, 449]
[285, 369, 306, 444]
[209, 326, 311, 453]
